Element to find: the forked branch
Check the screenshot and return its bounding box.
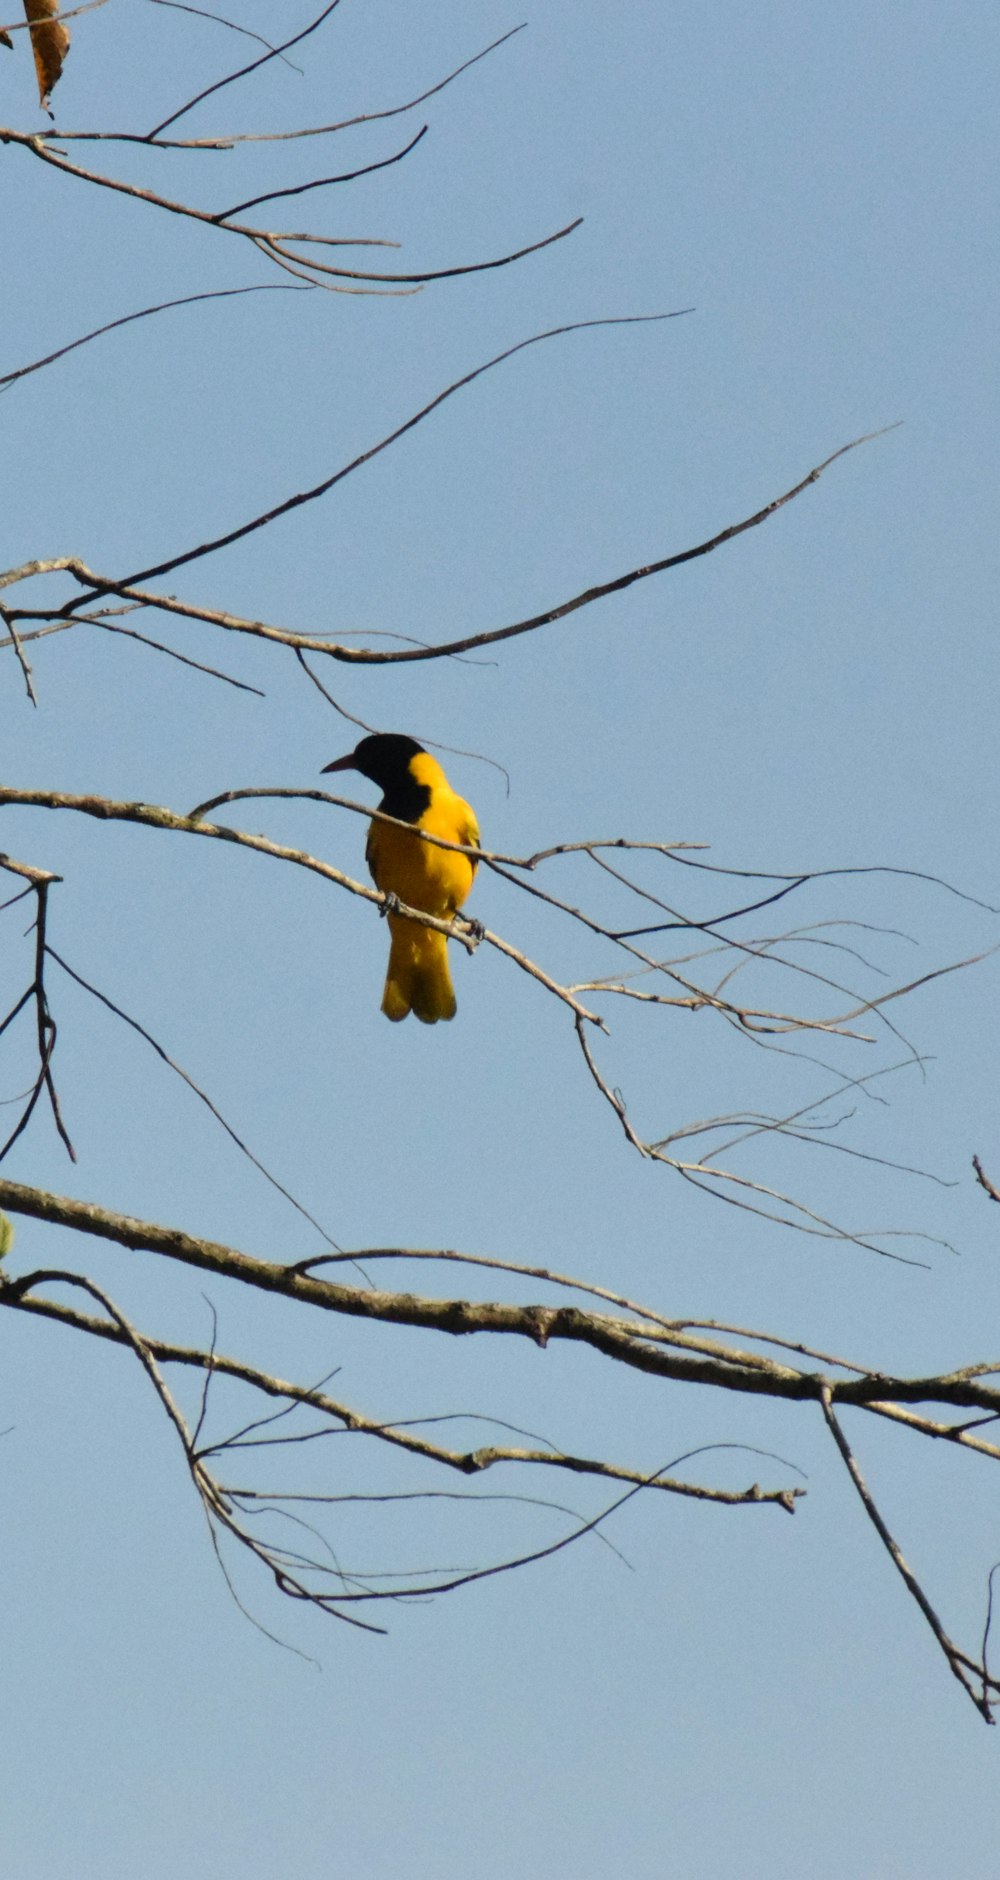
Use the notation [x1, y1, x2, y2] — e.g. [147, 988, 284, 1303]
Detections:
[3, 1179, 1000, 1706]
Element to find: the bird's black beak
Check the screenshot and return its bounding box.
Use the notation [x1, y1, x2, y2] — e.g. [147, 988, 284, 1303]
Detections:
[321, 751, 357, 775]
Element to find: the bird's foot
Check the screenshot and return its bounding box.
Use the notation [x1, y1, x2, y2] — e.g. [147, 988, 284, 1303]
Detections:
[380, 890, 402, 919]
[460, 915, 485, 947]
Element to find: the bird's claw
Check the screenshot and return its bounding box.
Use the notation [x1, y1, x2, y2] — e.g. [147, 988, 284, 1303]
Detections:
[461, 916, 486, 946]
[380, 890, 401, 919]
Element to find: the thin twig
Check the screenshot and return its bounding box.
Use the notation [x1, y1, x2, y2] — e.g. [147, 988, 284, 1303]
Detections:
[45, 945, 351, 1258]
[0, 859, 74, 1163]
[50, 317, 684, 600]
[4, 126, 581, 294]
[0, 283, 312, 392]
[0, 602, 37, 703]
[819, 1384, 997, 1720]
[147, 0, 345, 139]
[215, 124, 428, 220]
[145, 0, 305, 70]
[44, 26, 529, 147]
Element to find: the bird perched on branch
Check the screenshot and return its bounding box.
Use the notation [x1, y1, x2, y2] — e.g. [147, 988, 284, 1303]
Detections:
[322, 733, 479, 1024]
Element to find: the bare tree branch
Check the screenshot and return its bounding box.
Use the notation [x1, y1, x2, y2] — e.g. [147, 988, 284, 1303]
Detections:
[0, 1176, 995, 1413]
[214, 124, 428, 221]
[146, 0, 346, 139]
[44, 25, 528, 148]
[0, 599, 37, 701]
[2, 1160, 1000, 1705]
[2, 1283, 798, 1511]
[1, 125, 581, 293]
[0, 283, 312, 392]
[819, 1385, 998, 1721]
[45, 945, 345, 1253]
[0, 786, 605, 1027]
[144, 1, 307, 70]
[0, 857, 74, 1163]
[973, 1156, 1000, 1205]
[0, 425, 904, 680]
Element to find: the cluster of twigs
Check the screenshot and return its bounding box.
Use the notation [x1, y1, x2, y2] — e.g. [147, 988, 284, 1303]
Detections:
[2, 20, 566, 290]
[2, 1171, 1000, 1711]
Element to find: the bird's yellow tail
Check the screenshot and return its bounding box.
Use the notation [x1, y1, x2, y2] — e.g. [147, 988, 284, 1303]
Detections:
[381, 915, 456, 1024]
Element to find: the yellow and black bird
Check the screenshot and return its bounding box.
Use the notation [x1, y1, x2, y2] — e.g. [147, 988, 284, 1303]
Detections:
[322, 733, 479, 1024]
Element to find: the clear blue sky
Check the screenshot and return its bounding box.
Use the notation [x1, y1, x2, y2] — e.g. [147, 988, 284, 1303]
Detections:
[3, 3, 999, 1875]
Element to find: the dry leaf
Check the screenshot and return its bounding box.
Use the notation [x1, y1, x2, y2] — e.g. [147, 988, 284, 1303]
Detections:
[23, 0, 70, 110]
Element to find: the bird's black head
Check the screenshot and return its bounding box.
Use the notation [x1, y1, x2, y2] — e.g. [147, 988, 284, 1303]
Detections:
[322, 733, 426, 798]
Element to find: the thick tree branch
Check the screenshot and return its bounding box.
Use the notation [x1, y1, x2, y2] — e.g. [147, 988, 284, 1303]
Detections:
[2, 1176, 1000, 1415]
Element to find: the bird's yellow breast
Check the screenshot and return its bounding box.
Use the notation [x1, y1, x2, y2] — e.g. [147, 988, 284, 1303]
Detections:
[365, 753, 478, 918]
